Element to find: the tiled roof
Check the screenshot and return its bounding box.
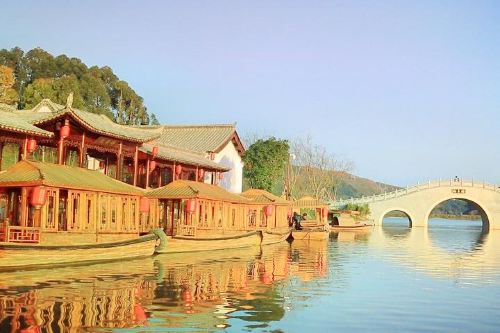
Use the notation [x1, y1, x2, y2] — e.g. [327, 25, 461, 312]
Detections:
[0, 109, 54, 138]
[241, 189, 290, 205]
[0, 160, 144, 195]
[140, 144, 229, 171]
[13, 107, 162, 143]
[146, 180, 248, 203]
[152, 124, 237, 153]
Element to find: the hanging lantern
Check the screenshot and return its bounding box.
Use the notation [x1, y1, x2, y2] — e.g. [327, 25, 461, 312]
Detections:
[149, 160, 156, 171]
[27, 139, 37, 153]
[287, 208, 293, 219]
[60, 124, 70, 139]
[264, 205, 273, 217]
[139, 197, 150, 213]
[198, 168, 205, 180]
[30, 186, 47, 208]
[175, 164, 182, 175]
[152, 146, 159, 158]
[186, 198, 197, 214]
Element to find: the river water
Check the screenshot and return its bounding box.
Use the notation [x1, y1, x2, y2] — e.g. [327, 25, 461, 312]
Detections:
[1, 218, 500, 332]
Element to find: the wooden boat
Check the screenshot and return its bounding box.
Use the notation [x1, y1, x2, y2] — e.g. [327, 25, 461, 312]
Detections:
[147, 181, 293, 253]
[0, 160, 160, 269]
[155, 230, 262, 254]
[241, 189, 293, 246]
[291, 227, 330, 241]
[261, 228, 292, 245]
[330, 223, 373, 232]
[0, 234, 157, 270]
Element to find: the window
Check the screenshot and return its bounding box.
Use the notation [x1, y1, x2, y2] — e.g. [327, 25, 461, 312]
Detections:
[122, 198, 128, 231]
[42, 190, 57, 230]
[248, 210, 257, 227]
[31, 146, 57, 164]
[131, 200, 137, 231]
[0, 193, 7, 222]
[110, 197, 117, 231]
[100, 195, 108, 230]
[70, 193, 80, 230]
[232, 209, 236, 227]
[58, 190, 68, 231]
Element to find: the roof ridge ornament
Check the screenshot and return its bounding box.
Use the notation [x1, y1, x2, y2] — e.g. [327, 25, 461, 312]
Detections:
[66, 92, 74, 109]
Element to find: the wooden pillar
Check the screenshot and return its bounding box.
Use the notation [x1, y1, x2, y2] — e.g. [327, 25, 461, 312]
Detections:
[158, 168, 162, 188]
[196, 166, 199, 182]
[22, 137, 28, 160]
[20, 188, 27, 227]
[172, 162, 176, 181]
[117, 142, 123, 180]
[133, 145, 139, 187]
[57, 138, 64, 165]
[79, 132, 86, 167]
[146, 159, 151, 188]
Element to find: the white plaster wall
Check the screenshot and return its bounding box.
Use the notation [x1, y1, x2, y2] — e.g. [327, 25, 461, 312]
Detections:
[212, 142, 243, 193]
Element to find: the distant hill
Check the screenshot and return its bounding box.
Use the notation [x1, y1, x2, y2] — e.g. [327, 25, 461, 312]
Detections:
[335, 172, 400, 199]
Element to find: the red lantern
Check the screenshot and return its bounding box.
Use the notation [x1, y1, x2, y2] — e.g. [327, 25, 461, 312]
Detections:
[30, 186, 46, 208]
[139, 197, 150, 213]
[186, 198, 197, 214]
[149, 160, 156, 171]
[152, 146, 159, 158]
[175, 164, 182, 175]
[198, 168, 205, 180]
[264, 205, 273, 217]
[27, 139, 37, 153]
[287, 208, 292, 219]
[60, 124, 70, 139]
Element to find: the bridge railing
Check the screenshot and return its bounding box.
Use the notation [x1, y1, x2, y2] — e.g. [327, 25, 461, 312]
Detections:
[330, 178, 500, 207]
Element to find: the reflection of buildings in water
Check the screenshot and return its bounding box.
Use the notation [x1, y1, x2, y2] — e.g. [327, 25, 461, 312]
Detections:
[0, 257, 158, 332]
[0, 241, 332, 332]
[289, 239, 329, 282]
[371, 226, 500, 281]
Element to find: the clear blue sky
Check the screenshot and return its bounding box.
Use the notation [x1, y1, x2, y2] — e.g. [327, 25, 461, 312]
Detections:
[1, 0, 499, 186]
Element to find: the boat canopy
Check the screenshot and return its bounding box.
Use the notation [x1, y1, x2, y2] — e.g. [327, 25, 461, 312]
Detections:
[0, 160, 144, 195]
[241, 189, 290, 205]
[146, 180, 248, 203]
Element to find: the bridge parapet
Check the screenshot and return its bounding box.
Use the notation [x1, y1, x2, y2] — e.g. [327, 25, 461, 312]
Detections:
[330, 179, 500, 209]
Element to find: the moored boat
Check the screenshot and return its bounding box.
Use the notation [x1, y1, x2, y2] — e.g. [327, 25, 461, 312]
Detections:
[330, 209, 373, 232]
[240, 189, 293, 246]
[291, 196, 330, 241]
[291, 228, 330, 241]
[155, 230, 262, 254]
[0, 160, 159, 269]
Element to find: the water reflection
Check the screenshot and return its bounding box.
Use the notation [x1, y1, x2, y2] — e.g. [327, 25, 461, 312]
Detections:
[2, 222, 500, 332]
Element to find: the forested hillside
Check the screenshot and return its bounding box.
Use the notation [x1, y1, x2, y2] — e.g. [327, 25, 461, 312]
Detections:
[0, 47, 159, 125]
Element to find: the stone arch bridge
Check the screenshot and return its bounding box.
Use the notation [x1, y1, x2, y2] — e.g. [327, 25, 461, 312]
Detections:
[330, 179, 500, 230]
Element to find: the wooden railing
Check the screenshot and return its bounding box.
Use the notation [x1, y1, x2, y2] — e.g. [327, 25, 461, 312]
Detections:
[4, 226, 41, 244]
[178, 225, 196, 236]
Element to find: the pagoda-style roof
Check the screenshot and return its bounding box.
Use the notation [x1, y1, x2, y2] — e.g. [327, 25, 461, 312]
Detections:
[140, 144, 230, 172]
[0, 109, 54, 138]
[241, 189, 290, 205]
[0, 160, 144, 195]
[146, 180, 248, 203]
[13, 106, 162, 143]
[145, 124, 244, 156]
[293, 196, 328, 207]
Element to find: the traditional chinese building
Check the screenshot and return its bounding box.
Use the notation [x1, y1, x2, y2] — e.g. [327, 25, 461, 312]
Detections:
[0, 98, 245, 193]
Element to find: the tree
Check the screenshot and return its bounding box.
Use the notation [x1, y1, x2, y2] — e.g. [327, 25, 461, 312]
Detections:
[243, 137, 290, 192]
[0, 65, 18, 105]
[0, 47, 156, 125]
[290, 137, 353, 201]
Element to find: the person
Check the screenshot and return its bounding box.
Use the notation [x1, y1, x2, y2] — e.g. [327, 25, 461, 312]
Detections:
[292, 212, 303, 230]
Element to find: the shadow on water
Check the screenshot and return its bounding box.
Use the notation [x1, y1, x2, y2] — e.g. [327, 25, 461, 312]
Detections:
[382, 216, 412, 238]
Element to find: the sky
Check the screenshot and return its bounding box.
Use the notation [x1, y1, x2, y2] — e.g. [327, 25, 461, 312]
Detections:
[1, 0, 499, 186]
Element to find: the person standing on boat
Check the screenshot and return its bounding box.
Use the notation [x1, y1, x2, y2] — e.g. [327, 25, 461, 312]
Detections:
[292, 212, 303, 230]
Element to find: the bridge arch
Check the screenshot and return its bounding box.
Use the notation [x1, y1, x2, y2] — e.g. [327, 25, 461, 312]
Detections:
[425, 196, 492, 232]
[380, 208, 415, 228]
